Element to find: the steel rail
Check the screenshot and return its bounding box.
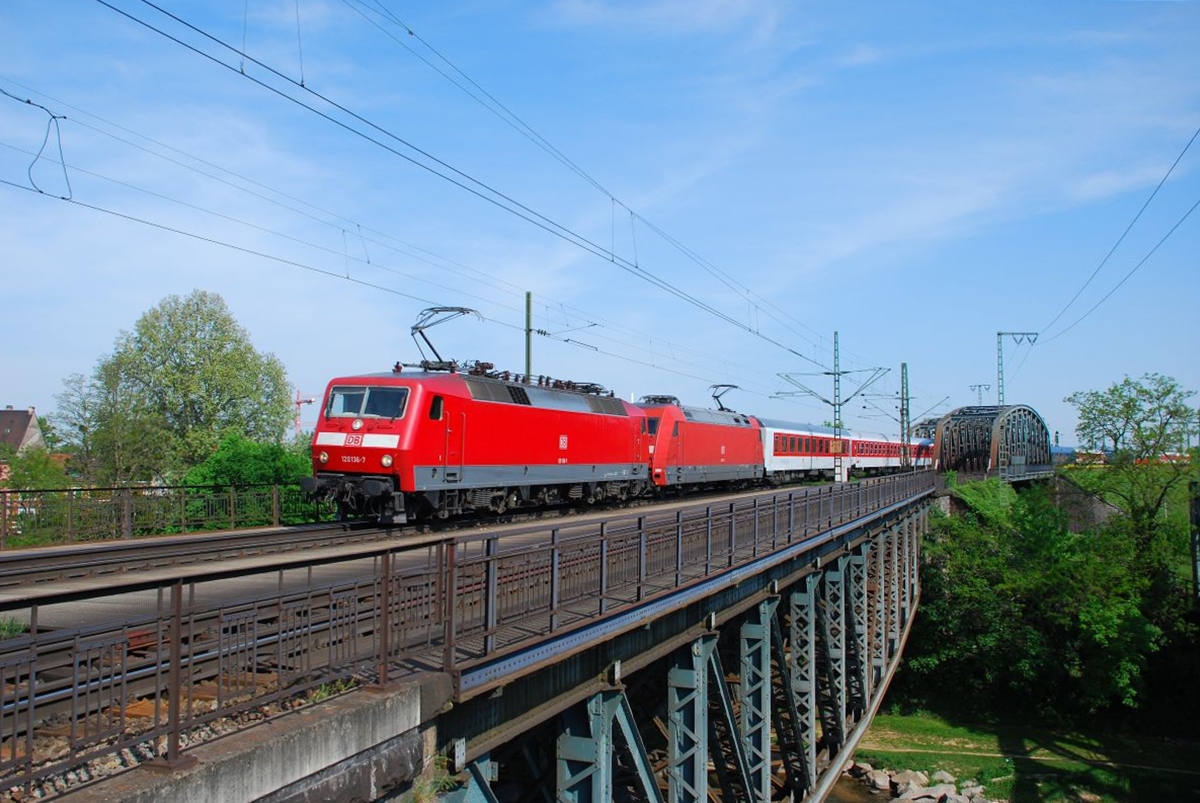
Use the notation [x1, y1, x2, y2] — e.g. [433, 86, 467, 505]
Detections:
[0, 521, 403, 588]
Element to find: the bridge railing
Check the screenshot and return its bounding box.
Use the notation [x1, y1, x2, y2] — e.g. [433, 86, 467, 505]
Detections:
[0, 484, 334, 549]
[0, 471, 935, 794]
[441, 471, 933, 674]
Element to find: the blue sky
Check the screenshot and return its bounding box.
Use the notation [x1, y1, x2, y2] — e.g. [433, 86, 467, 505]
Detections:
[2, 1, 1197, 443]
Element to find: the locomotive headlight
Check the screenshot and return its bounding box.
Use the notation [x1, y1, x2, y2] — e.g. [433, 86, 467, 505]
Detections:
[318, 451, 329, 464]
[351, 418, 364, 431]
[381, 454, 394, 468]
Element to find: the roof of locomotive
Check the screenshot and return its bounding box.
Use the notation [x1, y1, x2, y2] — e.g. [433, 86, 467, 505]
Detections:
[322, 368, 637, 417]
[636, 398, 757, 428]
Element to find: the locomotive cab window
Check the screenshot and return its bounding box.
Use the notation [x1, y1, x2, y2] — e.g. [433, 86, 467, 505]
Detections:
[327, 386, 410, 419]
[429, 395, 444, 420]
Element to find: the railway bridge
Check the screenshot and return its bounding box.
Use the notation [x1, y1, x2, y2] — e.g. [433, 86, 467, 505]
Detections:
[1, 472, 935, 802]
[914, 404, 1054, 482]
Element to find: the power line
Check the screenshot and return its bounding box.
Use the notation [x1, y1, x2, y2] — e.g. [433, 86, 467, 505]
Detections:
[0, 175, 445, 305]
[0, 135, 796, 403]
[1040, 120, 1200, 337]
[340, 0, 613, 199]
[0, 78, 807, 398]
[1040, 193, 1200, 345]
[95, 0, 828, 370]
[343, 0, 836, 358]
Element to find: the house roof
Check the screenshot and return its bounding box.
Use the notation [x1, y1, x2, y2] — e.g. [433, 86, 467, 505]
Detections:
[0, 407, 44, 455]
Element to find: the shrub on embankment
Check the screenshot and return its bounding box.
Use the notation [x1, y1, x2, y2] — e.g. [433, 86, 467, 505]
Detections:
[889, 477, 1199, 732]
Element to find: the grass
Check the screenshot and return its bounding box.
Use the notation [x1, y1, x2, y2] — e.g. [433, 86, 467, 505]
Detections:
[0, 617, 27, 640]
[854, 712, 1200, 803]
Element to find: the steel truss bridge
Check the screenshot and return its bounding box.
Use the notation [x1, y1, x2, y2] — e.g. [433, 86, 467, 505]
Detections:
[915, 404, 1054, 482]
[0, 471, 935, 803]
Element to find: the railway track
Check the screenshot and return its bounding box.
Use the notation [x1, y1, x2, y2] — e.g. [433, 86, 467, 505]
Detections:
[0, 521, 410, 589]
[0, 480, 808, 590]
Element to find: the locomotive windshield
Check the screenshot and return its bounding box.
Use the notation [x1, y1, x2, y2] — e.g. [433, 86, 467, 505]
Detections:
[326, 386, 410, 419]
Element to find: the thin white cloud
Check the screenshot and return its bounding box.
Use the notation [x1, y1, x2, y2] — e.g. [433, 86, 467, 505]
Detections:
[837, 43, 884, 68]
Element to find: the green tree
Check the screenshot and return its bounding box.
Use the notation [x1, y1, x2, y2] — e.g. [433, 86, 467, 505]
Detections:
[898, 482, 1162, 720]
[53, 291, 293, 483]
[36, 416, 63, 452]
[0, 446, 70, 490]
[110, 290, 293, 466]
[183, 433, 310, 488]
[1065, 374, 1197, 546]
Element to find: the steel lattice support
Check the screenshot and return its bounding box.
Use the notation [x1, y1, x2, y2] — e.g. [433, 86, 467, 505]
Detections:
[667, 635, 715, 803]
[900, 520, 914, 628]
[789, 575, 819, 792]
[846, 547, 869, 720]
[707, 643, 754, 803]
[886, 523, 901, 656]
[740, 599, 777, 802]
[816, 555, 848, 755]
[556, 690, 664, 803]
[452, 757, 501, 803]
[770, 602, 810, 798]
[867, 534, 888, 693]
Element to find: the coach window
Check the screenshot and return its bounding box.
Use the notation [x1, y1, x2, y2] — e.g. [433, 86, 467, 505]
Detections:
[429, 395, 444, 420]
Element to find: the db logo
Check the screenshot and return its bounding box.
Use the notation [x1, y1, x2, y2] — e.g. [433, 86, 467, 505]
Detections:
[559, 435, 569, 450]
[345, 434, 364, 446]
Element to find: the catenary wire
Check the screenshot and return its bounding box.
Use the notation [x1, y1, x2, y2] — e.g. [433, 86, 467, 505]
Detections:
[339, 0, 836, 358]
[1039, 120, 1200, 338]
[96, 0, 828, 370]
[0, 134, 802, 404]
[0, 84, 800, 396]
[1040, 193, 1200, 345]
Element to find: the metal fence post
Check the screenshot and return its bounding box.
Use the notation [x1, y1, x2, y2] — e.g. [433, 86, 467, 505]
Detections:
[67, 489, 75, 543]
[272, 484, 281, 527]
[443, 541, 458, 673]
[599, 522, 610, 614]
[637, 522, 648, 602]
[121, 488, 133, 539]
[675, 510, 684, 587]
[485, 538, 498, 655]
[550, 528, 561, 629]
[728, 502, 737, 567]
[148, 578, 197, 771]
[378, 551, 392, 686]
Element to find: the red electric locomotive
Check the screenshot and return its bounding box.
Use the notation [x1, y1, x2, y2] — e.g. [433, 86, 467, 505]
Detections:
[301, 363, 651, 521]
[636, 395, 764, 488]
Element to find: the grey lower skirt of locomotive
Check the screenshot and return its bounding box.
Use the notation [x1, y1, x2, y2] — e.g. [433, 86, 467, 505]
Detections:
[302, 470, 648, 524]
